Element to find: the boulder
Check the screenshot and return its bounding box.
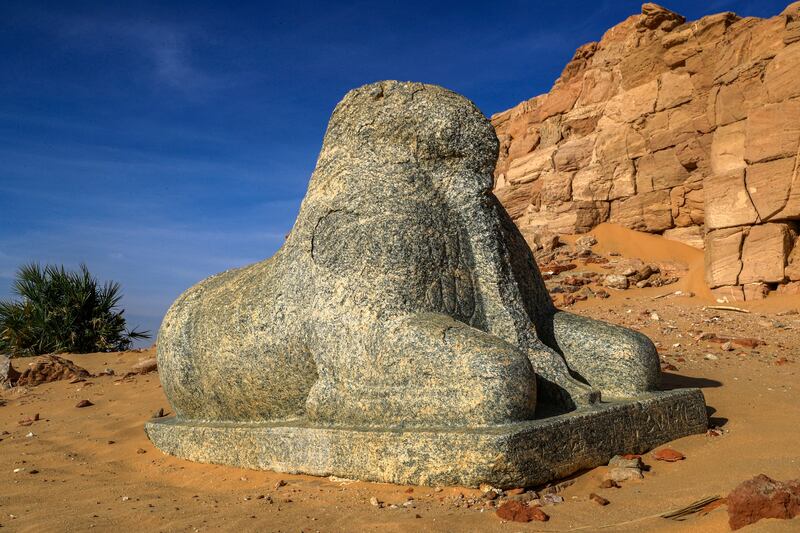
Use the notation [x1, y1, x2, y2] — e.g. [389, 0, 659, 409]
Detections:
[727, 474, 800, 530]
[15, 355, 93, 387]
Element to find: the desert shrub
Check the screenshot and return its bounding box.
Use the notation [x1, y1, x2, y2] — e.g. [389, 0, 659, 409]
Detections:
[0, 263, 149, 356]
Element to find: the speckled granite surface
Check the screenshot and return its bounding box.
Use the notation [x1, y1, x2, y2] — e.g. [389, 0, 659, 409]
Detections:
[148, 81, 706, 486]
[146, 389, 707, 488]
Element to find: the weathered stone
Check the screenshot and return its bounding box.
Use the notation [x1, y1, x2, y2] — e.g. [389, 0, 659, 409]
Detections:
[727, 474, 800, 530]
[572, 166, 610, 202]
[15, 355, 92, 387]
[711, 285, 745, 303]
[710, 120, 746, 176]
[604, 80, 658, 124]
[663, 226, 704, 249]
[610, 191, 673, 232]
[603, 467, 643, 482]
[603, 274, 629, 290]
[148, 81, 705, 488]
[746, 158, 796, 221]
[1, 354, 21, 389]
[553, 136, 594, 172]
[787, 236, 800, 281]
[777, 281, 800, 295]
[496, 500, 548, 522]
[705, 228, 744, 288]
[739, 224, 792, 284]
[635, 149, 690, 192]
[657, 71, 692, 111]
[704, 170, 759, 230]
[764, 43, 800, 102]
[540, 172, 574, 204]
[742, 283, 769, 301]
[744, 101, 800, 164]
[652, 447, 685, 462]
[639, 3, 684, 31]
[131, 357, 158, 375]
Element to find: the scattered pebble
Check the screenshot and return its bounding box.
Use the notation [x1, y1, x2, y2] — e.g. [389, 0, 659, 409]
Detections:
[75, 400, 94, 408]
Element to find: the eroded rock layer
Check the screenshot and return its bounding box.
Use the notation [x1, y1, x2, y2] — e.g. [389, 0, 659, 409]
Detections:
[492, 2, 800, 300]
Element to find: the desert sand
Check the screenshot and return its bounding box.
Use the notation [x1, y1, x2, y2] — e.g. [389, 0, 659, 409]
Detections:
[2, 225, 799, 532]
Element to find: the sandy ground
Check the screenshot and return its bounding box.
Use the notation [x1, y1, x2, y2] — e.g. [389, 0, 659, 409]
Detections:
[2, 226, 799, 532]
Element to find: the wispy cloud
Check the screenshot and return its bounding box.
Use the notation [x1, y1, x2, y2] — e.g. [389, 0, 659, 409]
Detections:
[55, 14, 220, 94]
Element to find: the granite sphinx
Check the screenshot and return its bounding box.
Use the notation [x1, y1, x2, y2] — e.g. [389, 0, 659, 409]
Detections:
[146, 81, 707, 487]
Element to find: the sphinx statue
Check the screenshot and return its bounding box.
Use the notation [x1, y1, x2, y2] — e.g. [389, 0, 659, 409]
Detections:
[147, 81, 707, 487]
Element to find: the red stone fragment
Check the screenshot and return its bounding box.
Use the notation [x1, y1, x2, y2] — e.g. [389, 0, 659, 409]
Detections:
[653, 448, 684, 462]
[590, 493, 609, 505]
[496, 501, 549, 522]
[728, 474, 800, 530]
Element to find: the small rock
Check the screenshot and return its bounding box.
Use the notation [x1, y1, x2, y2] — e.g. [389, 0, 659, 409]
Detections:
[589, 493, 609, 506]
[152, 408, 167, 418]
[609, 455, 643, 470]
[603, 274, 629, 290]
[599, 479, 620, 489]
[705, 353, 719, 361]
[650, 312, 660, 321]
[652, 448, 685, 462]
[131, 357, 158, 375]
[604, 467, 643, 482]
[575, 235, 597, 248]
[727, 474, 800, 530]
[732, 338, 763, 349]
[721, 341, 733, 351]
[75, 399, 94, 408]
[369, 496, 382, 508]
[505, 487, 525, 496]
[495, 500, 548, 523]
[136, 448, 147, 454]
[274, 479, 286, 489]
[541, 493, 563, 505]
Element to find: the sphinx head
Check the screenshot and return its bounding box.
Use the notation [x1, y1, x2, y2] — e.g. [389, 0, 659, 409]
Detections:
[311, 81, 499, 195]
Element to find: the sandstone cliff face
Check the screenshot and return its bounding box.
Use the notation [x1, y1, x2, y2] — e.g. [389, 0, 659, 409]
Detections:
[492, 2, 800, 301]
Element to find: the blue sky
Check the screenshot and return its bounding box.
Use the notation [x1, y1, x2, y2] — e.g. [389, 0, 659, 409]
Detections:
[0, 0, 789, 345]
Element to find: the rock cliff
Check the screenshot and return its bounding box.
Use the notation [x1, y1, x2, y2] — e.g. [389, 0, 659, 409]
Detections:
[492, 2, 800, 301]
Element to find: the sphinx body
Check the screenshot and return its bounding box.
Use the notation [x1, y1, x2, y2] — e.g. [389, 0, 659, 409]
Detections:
[157, 81, 661, 430]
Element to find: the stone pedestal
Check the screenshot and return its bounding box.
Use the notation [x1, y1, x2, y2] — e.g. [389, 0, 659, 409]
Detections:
[146, 389, 706, 488]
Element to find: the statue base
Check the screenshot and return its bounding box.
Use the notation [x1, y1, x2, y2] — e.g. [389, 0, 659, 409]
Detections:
[145, 388, 707, 488]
